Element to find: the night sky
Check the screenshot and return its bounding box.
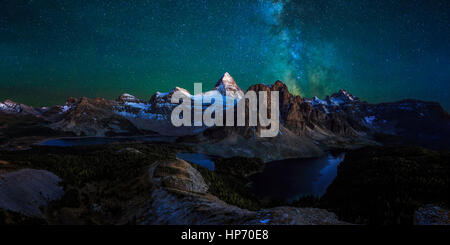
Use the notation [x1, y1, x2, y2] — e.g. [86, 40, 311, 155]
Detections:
[1, 0, 449, 109]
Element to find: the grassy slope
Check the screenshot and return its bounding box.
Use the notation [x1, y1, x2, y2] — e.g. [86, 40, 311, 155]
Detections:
[192, 156, 265, 211]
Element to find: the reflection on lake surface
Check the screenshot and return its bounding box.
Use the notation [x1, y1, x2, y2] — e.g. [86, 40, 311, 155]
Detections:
[176, 152, 216, 171]
[39, 136, 177, 147]
[251, 153, 345, 202]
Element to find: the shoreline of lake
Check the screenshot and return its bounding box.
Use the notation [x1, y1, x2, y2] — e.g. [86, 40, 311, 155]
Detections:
[37, 135, 178, 146]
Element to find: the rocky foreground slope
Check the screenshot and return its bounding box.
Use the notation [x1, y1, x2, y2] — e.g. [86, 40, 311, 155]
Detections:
[142, 159, 348, 225]
[0, 153, 348, 225]
[1, 142, 448, 225]
[1, 73, 449, 160]
[0, 169, 64, 217]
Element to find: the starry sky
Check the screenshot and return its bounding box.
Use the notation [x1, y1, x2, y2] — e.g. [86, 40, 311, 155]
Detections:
[1, 0, 449, 109]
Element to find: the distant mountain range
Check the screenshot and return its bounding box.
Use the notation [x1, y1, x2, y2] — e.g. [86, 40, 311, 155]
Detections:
[1, 72, 449, 160]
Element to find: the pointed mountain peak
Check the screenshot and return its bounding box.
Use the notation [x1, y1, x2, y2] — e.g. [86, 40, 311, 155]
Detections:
[216, 72, 239, 87]
[215, 72, 243, 97]
[222, 72, 233, 81]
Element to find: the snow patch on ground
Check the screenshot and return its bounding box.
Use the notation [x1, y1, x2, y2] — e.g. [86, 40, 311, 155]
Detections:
[329, 97, 344, 106]
[60, 105, 71, 113]
[0, 101, 20, 113]
[115, 102, 165, 120]
[116, 110, 165, 120]
[312, 96, 327, 106]
[156, 91, 170, 98]
[364, 116, 376, 125]
[125, 102, 149, 110]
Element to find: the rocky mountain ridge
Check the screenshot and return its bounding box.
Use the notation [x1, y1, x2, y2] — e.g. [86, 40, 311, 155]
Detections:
[1, 73, 449, 160]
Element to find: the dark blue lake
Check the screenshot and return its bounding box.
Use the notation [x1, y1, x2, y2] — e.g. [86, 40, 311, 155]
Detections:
[250, 153, 345, 202]
[178, 152, 346, 201]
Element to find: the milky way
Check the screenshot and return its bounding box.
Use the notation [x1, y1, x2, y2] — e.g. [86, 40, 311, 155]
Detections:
[0, 0, 449, 109]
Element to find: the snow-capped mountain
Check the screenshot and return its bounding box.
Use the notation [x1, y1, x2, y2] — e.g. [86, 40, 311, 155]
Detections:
[0, 100, 22, 113]
[214, 72, 244, 99]
[117, 93, 143, 103]
[0, 99, 43, 115]
[1, 72, 449, 159]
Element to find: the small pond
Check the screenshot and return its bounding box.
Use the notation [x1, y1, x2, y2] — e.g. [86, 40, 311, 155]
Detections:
[176, 152, 217, 171]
